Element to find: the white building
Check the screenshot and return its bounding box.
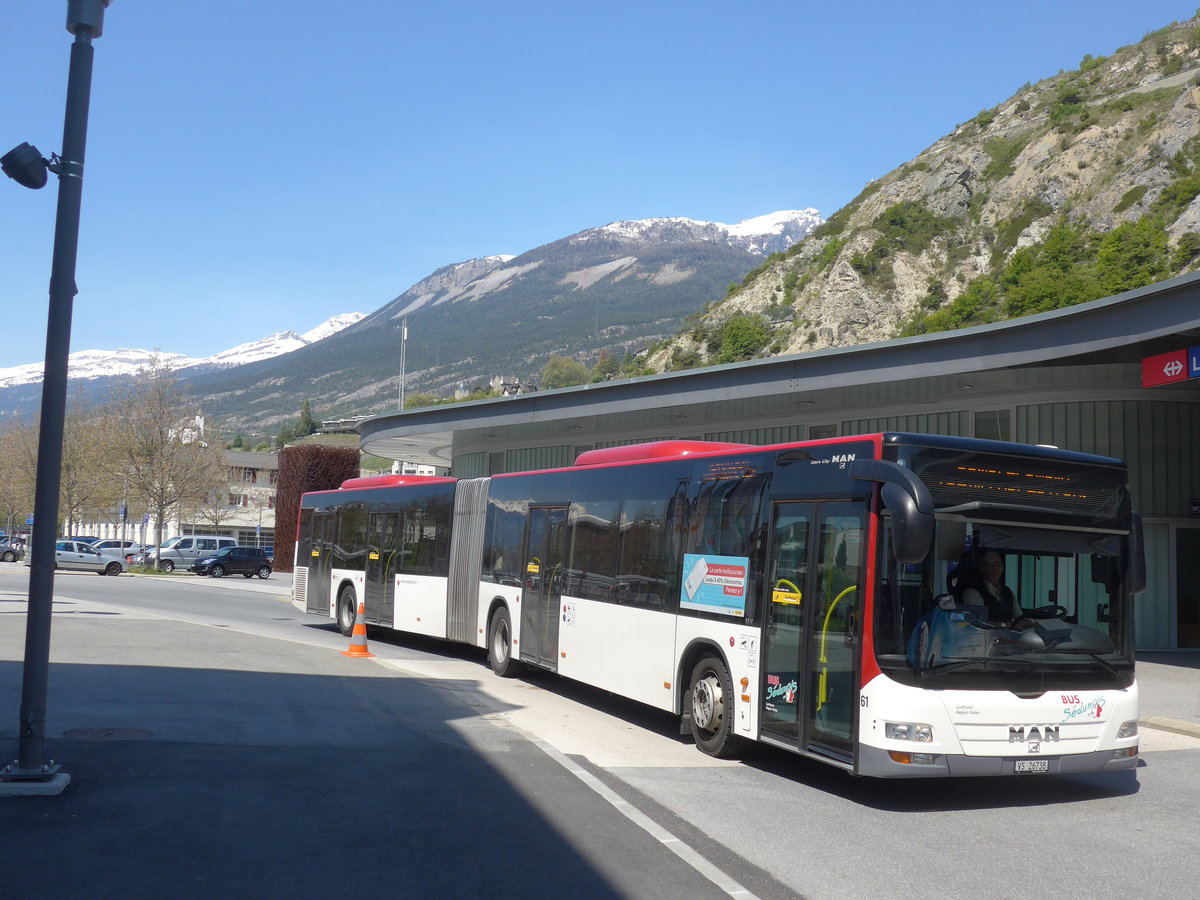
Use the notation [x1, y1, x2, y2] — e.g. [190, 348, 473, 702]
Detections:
[88, 450, 278, 550]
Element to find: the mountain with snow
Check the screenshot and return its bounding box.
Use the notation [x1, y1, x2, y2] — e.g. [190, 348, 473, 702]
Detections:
[0, 313, 365, 389]
[175, 208, 824, 429]
[578, 210, 823, 257]
[0, 208, 823, 428]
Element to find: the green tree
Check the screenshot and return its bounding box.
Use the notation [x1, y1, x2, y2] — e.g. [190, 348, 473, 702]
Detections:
[591, 349, 621, 382]
[296, 399, 317, 437]
[1095, 218, 1169, 295]
[542, 355, 590, 389]
[716, 316, 770, 364]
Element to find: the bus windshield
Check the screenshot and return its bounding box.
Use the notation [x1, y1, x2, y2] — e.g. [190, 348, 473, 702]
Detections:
[874, 515, 1135, 690]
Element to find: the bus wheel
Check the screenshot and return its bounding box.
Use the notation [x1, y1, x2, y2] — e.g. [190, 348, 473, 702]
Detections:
[688, 656, 738, 758]
[488, 607, 524, 677]
[336, 587, 357, 637]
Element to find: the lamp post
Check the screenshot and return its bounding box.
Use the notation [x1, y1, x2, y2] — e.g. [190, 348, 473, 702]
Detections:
[0, 0, 113, 794]
[398, 317, 408, 411]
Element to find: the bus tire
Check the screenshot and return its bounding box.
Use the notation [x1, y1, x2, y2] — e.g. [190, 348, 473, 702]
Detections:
[487, 607, 524, 677]
[336, 586, 357, 637]
[688, 655, 739, 758]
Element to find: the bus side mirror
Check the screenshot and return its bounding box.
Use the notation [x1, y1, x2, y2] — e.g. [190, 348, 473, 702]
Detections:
[1127, 513, 1146, 595]
[849, 459, 933, 565]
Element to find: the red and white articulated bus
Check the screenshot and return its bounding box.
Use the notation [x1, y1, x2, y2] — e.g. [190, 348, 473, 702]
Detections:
[292, 432, 1144, 778]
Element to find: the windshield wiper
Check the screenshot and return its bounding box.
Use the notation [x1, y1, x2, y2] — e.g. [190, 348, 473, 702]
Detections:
[1055, 649, 1123, 676]
[917, 655, 1040, 677]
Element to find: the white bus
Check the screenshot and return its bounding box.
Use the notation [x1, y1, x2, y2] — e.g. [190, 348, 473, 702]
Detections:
[292, 433, 1144, 778]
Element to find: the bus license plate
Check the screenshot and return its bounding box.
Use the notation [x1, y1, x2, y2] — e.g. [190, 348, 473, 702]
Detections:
[1015, 759, 1049, 773]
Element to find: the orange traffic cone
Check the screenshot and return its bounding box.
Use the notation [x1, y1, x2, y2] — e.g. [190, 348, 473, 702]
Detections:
[341, 599, 374, 658]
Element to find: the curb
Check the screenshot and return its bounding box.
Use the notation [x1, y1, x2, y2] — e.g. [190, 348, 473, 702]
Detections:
[1141, 716, 1200, 739]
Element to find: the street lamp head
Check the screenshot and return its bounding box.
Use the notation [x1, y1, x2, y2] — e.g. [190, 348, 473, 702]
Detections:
[67, 0, 112, 38]
[0, 143, 49, 190]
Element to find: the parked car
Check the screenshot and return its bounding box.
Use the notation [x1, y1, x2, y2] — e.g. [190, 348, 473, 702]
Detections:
[147, 535, 237, 572]
[189, 546, 272, 579]
[0, 536, 25, 562]
[92, 539, 141, 559]
[23, 539, 126, 575]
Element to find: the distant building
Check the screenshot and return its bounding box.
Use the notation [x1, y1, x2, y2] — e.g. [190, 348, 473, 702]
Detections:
[85, 450, 278, 549]
[489, 375, 537, 396]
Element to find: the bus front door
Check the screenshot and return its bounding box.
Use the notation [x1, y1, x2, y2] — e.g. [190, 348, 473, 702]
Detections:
[760, 503, 811, 744]
[760, 502, 862, 763]
[521, 506, 568, 671]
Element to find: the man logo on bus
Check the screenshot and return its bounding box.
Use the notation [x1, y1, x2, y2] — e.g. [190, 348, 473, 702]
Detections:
[810, 453, 856, 468]
[1009, 725, 1060, 743]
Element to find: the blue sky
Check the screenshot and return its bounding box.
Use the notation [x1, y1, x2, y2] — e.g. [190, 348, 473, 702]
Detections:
[1, 0, 1197, 367]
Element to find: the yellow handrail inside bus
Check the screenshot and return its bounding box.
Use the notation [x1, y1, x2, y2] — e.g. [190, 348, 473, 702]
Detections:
[818, 585, 858, 710]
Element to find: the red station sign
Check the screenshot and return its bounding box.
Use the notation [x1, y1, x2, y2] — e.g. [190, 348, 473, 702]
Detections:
[1141, 348, 1192, 387]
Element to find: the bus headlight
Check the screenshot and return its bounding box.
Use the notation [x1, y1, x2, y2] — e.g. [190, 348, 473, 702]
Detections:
[885, 722, 933, 742]
[1117, 720, 1138, 739]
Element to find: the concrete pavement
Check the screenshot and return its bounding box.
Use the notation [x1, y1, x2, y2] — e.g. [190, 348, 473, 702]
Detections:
[0, 589, 738, 900]
[0, 572, 1197, 899]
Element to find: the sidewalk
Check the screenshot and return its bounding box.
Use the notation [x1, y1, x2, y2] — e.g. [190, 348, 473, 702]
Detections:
[1133, 650, 1200, 738]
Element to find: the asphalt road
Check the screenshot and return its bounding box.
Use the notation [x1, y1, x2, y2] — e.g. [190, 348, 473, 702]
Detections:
[1, 565, 1199, 899]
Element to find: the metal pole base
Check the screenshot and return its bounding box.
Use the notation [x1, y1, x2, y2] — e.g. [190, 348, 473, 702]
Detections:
[0, 761, 70, 796]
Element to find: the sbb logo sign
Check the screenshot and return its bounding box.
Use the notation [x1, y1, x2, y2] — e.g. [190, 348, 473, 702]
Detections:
[1142, 347, 1200, 387]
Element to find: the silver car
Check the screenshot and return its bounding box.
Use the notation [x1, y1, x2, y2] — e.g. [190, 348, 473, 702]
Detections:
[23, 539, 127, 575]
[91, 539, 143, 561]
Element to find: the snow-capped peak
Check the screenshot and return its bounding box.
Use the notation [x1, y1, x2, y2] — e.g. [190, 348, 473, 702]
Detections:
[301, 312, 366, 343]
[0, 312, 366, 389]
[582, 209, 823, 256]
[723, 209, 822, 238]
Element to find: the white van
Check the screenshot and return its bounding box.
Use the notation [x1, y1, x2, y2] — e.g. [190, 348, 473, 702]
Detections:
[150, 535, 236, 572]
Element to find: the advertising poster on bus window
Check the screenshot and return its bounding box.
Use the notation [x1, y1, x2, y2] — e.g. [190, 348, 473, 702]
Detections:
[680, 553, 749, 617]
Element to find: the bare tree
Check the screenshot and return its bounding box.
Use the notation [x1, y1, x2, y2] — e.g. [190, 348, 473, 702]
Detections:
[0, 402, 122, 538]
[59, 396, 123, 536]
[105, 359, 228, 552]
[0, 418, 36, 536]
[190, 487, 241, 533]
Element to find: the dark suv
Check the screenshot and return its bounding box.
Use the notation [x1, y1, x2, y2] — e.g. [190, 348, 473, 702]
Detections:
[189, 546, 272, 579]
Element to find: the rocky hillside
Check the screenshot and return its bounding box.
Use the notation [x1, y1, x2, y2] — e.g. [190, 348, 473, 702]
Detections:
[647, 15, 1200, 372]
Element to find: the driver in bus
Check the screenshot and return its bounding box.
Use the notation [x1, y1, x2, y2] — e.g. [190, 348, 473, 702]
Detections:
[961, 550, 1033, 629]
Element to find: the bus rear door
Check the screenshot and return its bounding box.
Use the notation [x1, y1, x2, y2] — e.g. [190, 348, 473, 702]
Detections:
[521, 506, 568, 670]
[306, 511, 336, 615]
[366, 511, 399, 626]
